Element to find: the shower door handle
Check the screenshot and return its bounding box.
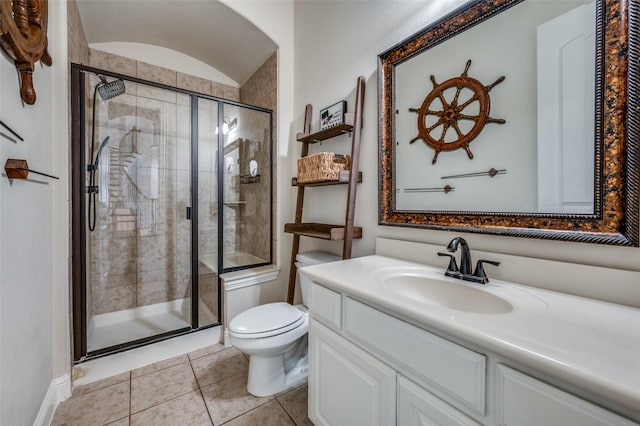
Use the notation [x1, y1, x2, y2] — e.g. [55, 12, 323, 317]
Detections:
[186, 206, 192, 220]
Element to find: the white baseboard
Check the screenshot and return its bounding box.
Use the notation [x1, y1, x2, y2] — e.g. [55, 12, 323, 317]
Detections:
[33, 374, 71, 426]
[55, 374, 72, 403]
[223, 328, 232, 347]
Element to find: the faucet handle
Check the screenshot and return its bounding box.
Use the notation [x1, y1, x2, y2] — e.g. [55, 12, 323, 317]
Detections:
[438, 252, 459, 273]
[473, 259, 500, 283]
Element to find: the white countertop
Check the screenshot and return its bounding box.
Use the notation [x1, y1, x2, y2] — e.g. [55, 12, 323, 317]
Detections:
[300, 255, 640, 414]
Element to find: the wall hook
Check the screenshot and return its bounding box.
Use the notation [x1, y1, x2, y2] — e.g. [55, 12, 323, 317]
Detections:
[404, 185, 454, 193]
[4, 159, 59, 180]
[441, 167, 507, 179]
[0, 120, 24, 142]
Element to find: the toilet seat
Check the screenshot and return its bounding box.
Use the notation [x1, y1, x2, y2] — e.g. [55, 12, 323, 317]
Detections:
[229, 302, 304, 339]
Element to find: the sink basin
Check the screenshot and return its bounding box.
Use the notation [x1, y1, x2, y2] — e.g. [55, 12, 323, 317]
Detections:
[381, 271, 514, 314]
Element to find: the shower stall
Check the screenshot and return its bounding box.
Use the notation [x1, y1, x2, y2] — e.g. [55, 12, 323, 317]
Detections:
[71, 64, 273, 360]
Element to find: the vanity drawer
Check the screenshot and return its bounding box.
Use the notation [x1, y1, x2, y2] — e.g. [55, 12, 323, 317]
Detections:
[344, 297, 486, 415]
[496, 365, 636, 426]
[309, 283, 342, 330]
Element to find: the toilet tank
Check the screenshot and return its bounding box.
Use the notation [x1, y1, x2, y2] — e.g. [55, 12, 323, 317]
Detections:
[296, 251, 341, 305]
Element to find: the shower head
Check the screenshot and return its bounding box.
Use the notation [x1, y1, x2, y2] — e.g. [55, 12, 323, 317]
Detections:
[96, 75, 125, 100]
[93, 136, 111, 167]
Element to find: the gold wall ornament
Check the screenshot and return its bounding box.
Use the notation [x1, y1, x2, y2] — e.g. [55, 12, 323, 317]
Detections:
[0, 0, 52, 105]
[409, 60, 505, 164]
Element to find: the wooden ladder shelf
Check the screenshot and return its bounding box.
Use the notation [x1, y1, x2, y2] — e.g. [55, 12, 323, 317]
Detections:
[285, 76, 366, 304]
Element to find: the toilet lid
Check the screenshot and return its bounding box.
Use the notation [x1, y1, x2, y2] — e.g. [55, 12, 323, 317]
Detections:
[229, 302, 304, 338]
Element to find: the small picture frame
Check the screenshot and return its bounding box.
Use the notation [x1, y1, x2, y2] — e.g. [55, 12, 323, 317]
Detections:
[320, 100, 347, 131]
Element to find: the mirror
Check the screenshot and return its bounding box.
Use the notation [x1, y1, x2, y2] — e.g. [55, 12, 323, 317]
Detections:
[378, 0, 639, 246]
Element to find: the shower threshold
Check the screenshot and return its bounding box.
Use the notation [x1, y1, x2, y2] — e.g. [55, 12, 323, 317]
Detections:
[87, 298, 216, 352]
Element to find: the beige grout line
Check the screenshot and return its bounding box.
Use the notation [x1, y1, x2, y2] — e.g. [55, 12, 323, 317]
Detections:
[186, 355, 213, 424]
[129, 362, 201, 416]
[196, 387, 214, 426]
[278, 384, 311, 426]
[275, 397, 299, 426]
[218, 399, 275, 425]
[130, 387, 202, 417]
[188, 352, 279, 425]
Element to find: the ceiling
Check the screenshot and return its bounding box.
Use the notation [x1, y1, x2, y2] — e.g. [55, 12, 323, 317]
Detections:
[76, 0, 278, 84]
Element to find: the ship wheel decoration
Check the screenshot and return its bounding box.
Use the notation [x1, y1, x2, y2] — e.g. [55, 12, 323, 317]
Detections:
[0, 0, 52, 105]
[409, 60, 505, 164]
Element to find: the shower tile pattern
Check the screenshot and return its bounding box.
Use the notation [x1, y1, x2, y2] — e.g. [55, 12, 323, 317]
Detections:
[67, 0, 89, 65]
[239, 52, 277, 265]
[86, 49, 240, 324]
[90, 50, 137, 77]
[52, 345, 310, 426]
[178, 72, 213, 96]
[218, 102, 272, 268]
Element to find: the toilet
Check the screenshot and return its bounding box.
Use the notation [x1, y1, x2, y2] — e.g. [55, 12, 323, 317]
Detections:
[228, 251, 341, 397]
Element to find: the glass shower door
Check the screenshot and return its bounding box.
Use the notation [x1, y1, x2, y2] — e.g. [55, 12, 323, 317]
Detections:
[197, 97, 219, 328]
[85, 73, 192, 353]
[73, 65, 273, 360]
[221, 104, 272, 271]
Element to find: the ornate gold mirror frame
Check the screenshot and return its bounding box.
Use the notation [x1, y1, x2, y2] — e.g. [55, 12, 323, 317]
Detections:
[0, 0, 52, 105]
[379, 0, 639, 246]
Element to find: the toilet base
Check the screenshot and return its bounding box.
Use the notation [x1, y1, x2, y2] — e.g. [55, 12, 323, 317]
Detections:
[246, 337, 309, 397]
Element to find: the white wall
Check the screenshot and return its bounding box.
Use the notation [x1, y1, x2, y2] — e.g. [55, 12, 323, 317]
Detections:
[0, 1, 69, 423]
[293, 1, 640, 304]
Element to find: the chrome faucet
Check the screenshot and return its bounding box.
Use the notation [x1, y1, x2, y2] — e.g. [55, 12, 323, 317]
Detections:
[438, 237, 500, 284]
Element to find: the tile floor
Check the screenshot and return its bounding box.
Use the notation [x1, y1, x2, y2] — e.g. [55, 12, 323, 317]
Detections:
[53, 344, 312, 425]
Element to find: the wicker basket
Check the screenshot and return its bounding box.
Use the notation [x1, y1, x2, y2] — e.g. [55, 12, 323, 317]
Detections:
[297, 152, 351, 183]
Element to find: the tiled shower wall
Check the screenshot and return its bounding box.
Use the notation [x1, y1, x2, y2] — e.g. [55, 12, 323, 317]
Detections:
[67, 0, 89, 65]
[87, 49, 239, 316]
[239, 53, 278, 264]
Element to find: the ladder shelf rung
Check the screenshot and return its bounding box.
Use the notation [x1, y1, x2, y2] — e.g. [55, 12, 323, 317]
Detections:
[284, 222, 363, 240]
[296, 113, 355, 143]
[292, 171, 362, 187]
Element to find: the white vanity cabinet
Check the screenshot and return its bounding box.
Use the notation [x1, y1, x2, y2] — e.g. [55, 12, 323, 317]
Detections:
[308, 283, 482, 425]
[495, 365, 636, 426]
[308, 319, 396, 426]
[307, 282, 639, 426]
[397, 375, 481, 426]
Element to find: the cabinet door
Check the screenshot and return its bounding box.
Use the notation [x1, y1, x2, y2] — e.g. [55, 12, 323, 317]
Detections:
[309, 319, 396, 426]
[496, 364, 636, 426]
[398, 376, 481, 426]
